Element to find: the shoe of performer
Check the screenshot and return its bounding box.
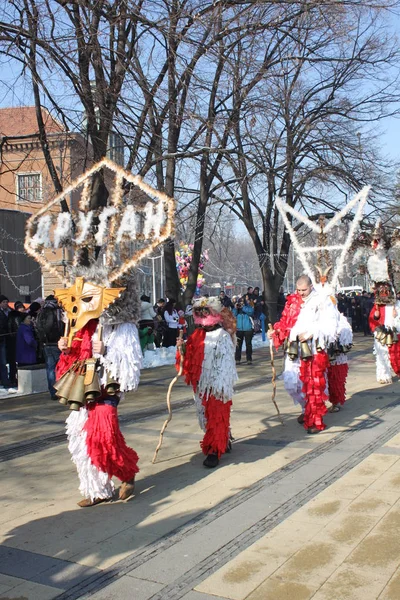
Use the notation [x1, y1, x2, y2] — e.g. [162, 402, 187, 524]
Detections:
[297, 413, 305, 424]
[235, 360, 241, 365]
[77, 497, 107, 508]
[203, 453, 220, 468]
[307, 427, 320, 435]
[119, 478, 135, 500]
[328, 405, 340, 413]
[247, 360, 253, 365]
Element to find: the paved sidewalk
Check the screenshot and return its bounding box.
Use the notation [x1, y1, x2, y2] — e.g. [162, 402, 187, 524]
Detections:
[0, 335, 399, 600]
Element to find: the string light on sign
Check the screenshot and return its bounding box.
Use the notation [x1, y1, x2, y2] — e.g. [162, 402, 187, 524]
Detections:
[24, 157, 176, 286]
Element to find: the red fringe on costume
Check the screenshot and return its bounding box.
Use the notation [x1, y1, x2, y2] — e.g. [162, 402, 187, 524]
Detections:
[56, 320, 98, 379]
[327, 363, 348, 406]
[84, 403, 139, 482]
[179, 327, 206, 391]
[273, 293, 303, 349]
[300, 352, 329, 431]
[201, 395, 232, 458]
[389, 341, 400, 377]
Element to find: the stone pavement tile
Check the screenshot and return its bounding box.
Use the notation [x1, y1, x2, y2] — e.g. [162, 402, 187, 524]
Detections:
[69, 529, 159, 569]
[0, 544, 101, 590]
[346, 488, 399, 517]
[285, 491, 352, 527]
[196, 521, 322, 600]
[368, 462, 400, 492]
[311, 564, 388, 600]
[383, 432, 400, 448]
[129, 496, 282, 585]
[90, 576, 164, 600]
[0, 579, 61, 599]
[379, 566, 400, 599]
[345, 502, 400, 572]
[244, 576, 315, 600]
[324, 453, 399, 501]
[269, 538, 352, 588]
[320, 509, 380, 549]
[180, 592, 230, 600]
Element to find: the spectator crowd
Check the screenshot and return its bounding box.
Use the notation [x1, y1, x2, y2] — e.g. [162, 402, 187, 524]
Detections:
[0, 284, 388, 399]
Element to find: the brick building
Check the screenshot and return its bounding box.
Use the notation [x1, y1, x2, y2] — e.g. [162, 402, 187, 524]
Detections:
[0, 106, 164, 303]
[0, 106, 90, 300]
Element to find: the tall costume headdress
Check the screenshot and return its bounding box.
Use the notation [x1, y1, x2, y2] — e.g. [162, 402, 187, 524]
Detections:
[24, 158, 175, 405]
[272, 188, 370, 432]
[275, 186, 370, 293]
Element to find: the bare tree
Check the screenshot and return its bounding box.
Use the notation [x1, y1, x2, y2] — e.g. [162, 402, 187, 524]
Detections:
[210, 2, 400, 318]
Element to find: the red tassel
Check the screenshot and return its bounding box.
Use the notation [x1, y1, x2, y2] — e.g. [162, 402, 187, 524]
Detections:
[201, 394, 232, 458]
[388, 341, 400, 376]
[273, 293, 303, 350]
[300, 352, 329, 431]
[85, 403, 139, 482]
[181, 327, 206, 392]
[56, 320, 98, 379]
[327, 363, 348, 406]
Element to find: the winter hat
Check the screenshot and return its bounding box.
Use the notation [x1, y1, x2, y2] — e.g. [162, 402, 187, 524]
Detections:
[0, 295, 9, 303]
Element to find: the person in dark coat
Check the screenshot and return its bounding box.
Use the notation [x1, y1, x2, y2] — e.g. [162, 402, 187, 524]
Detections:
[35, 295, 64, 399]
[7, 301, 26, 386]
[0, 294, 11, 388]
[16, 314, 37, 366]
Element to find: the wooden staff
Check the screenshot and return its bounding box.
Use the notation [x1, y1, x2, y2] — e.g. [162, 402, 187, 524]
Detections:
[152, 330, 185, 464]
[268, 323, 284, 426]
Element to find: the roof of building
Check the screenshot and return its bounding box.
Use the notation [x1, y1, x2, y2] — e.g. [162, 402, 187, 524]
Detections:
[0, 106, 65, 137]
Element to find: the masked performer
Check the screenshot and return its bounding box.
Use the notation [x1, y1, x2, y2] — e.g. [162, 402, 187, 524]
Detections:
[179, 296, 237, 468]
[353, 220, 400, 384]
[55, 274, 142, 507]
[268, 272, 352, 433]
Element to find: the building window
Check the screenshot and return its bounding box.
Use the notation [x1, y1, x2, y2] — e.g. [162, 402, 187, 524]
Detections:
[107, 132, 125, 166]
[16, 173, 42, 203]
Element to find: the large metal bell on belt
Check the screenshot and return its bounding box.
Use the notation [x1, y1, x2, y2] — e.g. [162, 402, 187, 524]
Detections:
[287, 340, 298, 360]
[55, 370, 77, 406]
[68, 373, 86, 411]
[300, 341, 312, 360]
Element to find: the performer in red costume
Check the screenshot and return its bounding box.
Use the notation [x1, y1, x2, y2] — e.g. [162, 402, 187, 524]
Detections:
[55, 274, 142, 507]
[179, 296, 237, 468]
[268, 274, 351, 433]
[368, 282, 400, 384]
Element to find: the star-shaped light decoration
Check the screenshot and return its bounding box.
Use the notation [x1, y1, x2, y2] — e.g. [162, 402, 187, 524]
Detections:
[24, 158, 175, 286]
[275, 186, 370, 289]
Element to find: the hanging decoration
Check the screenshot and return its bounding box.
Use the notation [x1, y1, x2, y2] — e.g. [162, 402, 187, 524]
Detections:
[175, 243, 209, 293]
[24, 157, 175, 286]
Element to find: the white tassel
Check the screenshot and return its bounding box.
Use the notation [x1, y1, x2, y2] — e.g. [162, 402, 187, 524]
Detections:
[116, 205, 138, 243]
[30, 214, 52, 248]
[66, 409, 114, 501]
[197, 329, 237, 402]
[54, 212, 73, 248]
[143, 201, 165, 239]
[95, 206, 117, 246]
[100, 323, 142, 392]
[75, 211, 94, 245]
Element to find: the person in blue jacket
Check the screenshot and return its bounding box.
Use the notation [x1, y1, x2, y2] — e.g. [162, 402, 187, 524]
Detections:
[232, 297, 254, 364]
[16, 314, 37, 366]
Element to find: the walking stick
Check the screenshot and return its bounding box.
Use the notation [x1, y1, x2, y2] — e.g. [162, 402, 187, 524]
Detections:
[268, 324, 284, 426]
[152, 330, 185, 463]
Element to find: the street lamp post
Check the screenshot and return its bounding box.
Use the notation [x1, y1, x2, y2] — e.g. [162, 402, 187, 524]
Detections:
[148, 252, 164, 302]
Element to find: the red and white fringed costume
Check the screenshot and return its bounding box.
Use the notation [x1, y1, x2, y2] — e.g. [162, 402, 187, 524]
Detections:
[180, 298, 237, 466]
[273, 286, 351, 432]
[57, 319, 142, 503]
[369, 302, 400, 384]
